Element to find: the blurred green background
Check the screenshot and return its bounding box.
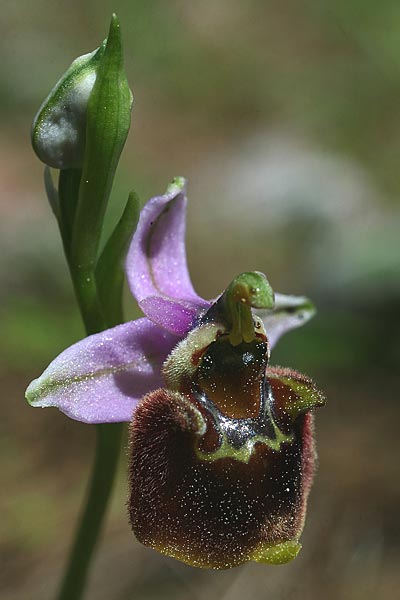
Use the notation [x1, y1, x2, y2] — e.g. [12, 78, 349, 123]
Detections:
[1, 1, 399, 599]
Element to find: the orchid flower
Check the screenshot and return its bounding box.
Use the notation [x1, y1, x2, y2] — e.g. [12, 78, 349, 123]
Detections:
[26, 177, 325, 569]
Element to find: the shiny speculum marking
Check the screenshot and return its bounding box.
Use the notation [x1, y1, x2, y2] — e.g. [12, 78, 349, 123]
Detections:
[192, 333, 292, 463]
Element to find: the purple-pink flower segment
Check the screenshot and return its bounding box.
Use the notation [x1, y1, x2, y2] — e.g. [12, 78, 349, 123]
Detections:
[26, 177, 325, 569]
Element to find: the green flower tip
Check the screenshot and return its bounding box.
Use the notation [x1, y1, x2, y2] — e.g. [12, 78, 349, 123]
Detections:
[166, 177, 187, 195]
[251, 540, 301, 565]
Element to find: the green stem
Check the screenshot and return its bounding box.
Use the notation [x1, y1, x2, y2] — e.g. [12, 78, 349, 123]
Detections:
[55, 273, 122, 599]
[70, 266, 106, 335]
[57, 424, 123, 600]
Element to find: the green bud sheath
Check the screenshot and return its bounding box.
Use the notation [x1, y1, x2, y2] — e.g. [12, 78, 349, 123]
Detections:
[70, 14, 133, 277]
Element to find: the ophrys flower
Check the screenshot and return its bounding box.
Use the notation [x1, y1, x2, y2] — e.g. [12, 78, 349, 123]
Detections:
[26, 177, 325, 568]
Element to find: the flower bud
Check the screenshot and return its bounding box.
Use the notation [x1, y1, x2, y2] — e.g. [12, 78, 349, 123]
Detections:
[31, 44, 105, 169]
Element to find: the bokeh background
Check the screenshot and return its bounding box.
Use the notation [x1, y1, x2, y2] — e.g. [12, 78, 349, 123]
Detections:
[1, 1, 399, 599]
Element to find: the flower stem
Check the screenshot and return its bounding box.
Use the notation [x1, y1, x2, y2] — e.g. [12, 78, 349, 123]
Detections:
[57, 424, 123, 600]
[55, 270, 123, 599]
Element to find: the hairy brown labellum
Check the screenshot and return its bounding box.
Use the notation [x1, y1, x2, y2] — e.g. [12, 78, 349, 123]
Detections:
[128, 327, 325, 569]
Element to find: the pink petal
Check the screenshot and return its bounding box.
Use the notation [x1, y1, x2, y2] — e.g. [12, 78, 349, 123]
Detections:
[26, 318, 179, 423]
[255, 293, 316, 349]
[126, 178, 209, 333]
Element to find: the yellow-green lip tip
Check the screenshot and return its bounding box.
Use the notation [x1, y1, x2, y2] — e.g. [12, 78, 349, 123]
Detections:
[251, 540, 301, 565]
